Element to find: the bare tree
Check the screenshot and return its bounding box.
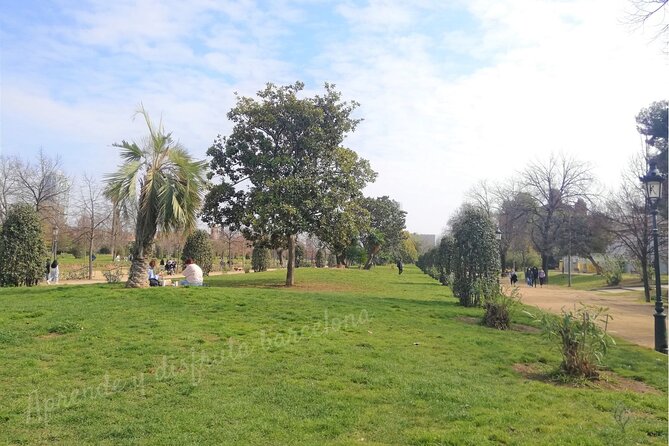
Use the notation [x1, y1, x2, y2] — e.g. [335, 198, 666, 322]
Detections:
[606, 153, 667, 301]
[73, 175, 112, 279]
[14, 149, 71, 226]
[0, 155, 18, 222]
[624, 0, 669, 41]
[522, 154, 594, 281]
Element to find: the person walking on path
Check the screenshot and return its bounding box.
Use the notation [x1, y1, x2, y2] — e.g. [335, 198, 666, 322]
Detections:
[510, 270, 518, 286]
[538, 269, 546, 287]
[532, 267, 539, 288]
[48, 260, 59, 284]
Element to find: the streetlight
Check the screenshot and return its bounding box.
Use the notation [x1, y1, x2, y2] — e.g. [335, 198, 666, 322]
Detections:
[495, 227, 503, 275]
[639, 160, 667, 354]
[52, 226, 59, 261]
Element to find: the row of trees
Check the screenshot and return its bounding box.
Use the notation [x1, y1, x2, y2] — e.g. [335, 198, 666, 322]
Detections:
[419, 100, 668, 302]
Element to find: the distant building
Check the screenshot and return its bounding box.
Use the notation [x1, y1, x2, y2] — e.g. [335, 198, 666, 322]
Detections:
[413, 233, 436, 255]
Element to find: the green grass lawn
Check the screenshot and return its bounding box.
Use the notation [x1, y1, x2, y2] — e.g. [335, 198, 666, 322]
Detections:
[1, 266, 666, 445]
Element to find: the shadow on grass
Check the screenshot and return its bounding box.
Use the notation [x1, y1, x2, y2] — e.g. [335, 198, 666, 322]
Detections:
[392, 282, 442, 286]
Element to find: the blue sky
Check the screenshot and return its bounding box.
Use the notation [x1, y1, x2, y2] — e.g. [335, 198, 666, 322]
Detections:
[1, 0, 667, 234]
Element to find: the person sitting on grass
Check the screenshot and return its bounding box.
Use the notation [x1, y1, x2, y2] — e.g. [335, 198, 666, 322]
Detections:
[180, 257, 203, 287]
[148, 259, 161, 287]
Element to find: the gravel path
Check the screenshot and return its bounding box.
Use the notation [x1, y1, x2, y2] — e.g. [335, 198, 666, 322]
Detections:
[514, 284, 663, 350]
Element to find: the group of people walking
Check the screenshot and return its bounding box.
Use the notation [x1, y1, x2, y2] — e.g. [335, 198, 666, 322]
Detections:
[508, 267, 546, 287]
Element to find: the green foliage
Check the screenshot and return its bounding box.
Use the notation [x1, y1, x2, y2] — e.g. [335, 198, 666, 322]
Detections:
[251, 247, 271, 272]
[69, 244, 85, 259]
[102, 267, 123, 283]
[315, 249, 326, 268]
[202, 82, 376, 285]
[450, 205, 500, 306]
[105, 106, 207, 287]
[529, 304, 615, 379]
[602, 255, 625, 286]
[416, 235, 454, 286]
[0, 204, 45, 287]
[98, 246, 111, 255]
[181, 230, 214, 275]
[482, 287, 520, 330]
[345, 241, 366, 266]
[293, 243, 304, 268]
[360, 196, 406, 269]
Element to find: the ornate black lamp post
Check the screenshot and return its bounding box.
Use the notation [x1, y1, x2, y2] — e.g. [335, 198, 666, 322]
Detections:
[639, 160, 667, 354]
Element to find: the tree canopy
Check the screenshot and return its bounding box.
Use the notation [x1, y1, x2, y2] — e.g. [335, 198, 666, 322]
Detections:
[360, 196, 407, 269]
[0, 203, 45, 287]
[202, 82, 376, 286]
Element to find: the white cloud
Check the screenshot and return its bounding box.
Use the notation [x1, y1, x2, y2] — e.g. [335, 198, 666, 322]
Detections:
[1, 0, 666, 235]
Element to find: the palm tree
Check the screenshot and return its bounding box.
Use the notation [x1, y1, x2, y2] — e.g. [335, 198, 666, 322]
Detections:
[105, 107, 207, 288]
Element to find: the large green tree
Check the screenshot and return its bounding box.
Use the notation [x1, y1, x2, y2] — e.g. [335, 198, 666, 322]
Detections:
[0, 203, 45, 287]
[202, 82, 375, 286]
[360, 196, 406, 269]
[636, 100, 668, 218]
[105, 107, 207, 288]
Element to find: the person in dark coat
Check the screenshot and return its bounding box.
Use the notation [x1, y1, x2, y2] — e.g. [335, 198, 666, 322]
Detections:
[396, 259, 403, 275]
[510, 271, 518, 286]
[532, 267, 539, 288]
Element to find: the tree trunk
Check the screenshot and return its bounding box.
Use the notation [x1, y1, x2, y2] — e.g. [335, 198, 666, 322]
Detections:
[88, 236, 94, 280]
[277, 249, 284, 267]
[586, 254, 603, 275]
[541, 254, 549, 284]
[364, 245, 380, 270]
[286, 234, 296, 286]
[641, 257, 651, 302]
[336, 252, 346, 267]
[126, 219, 155, 288]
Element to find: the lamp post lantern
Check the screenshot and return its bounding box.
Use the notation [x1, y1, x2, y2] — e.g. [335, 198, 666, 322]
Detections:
[639, 160, 667, 354]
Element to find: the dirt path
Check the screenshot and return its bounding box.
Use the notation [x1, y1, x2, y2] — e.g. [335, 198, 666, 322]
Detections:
[514, 284, 660, 350]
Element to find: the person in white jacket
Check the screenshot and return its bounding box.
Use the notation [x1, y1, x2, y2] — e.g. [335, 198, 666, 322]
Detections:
[48, 260, 59, 284]
[180, 258, 203, 286]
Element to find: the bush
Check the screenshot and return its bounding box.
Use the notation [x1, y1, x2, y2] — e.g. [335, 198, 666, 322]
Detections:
[0, 204, 45, 287]
[70, 245, 85, 259]
[252, 247, 271, 272]
[482, 288, 519, 330]
[103, 267, 123, 283]
[98, 246, 111, 254]
[602, 255, 624, 286]
[529, 304, 614, 379]
[450, 206, 500, 307]
[181, 229, 214, 275]
[315, 249, 326, 268]
[295, 243, 305, 268]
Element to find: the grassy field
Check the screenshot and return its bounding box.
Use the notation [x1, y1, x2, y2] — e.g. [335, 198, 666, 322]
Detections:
[0, 266, 666, 445]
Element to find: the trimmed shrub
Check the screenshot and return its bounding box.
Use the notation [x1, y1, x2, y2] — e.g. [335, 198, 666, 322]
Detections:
[0, 204, 45, 287]
[315, 249, 326, 268]
[252, 247, 271, 272]
[450, 205, 500, 307]
[181, 229, 214, 275]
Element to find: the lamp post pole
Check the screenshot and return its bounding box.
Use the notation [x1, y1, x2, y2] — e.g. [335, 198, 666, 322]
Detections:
[640, 160, 667, 354]
[650, 204, 667, 354]
[52, 227, 59, 261]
